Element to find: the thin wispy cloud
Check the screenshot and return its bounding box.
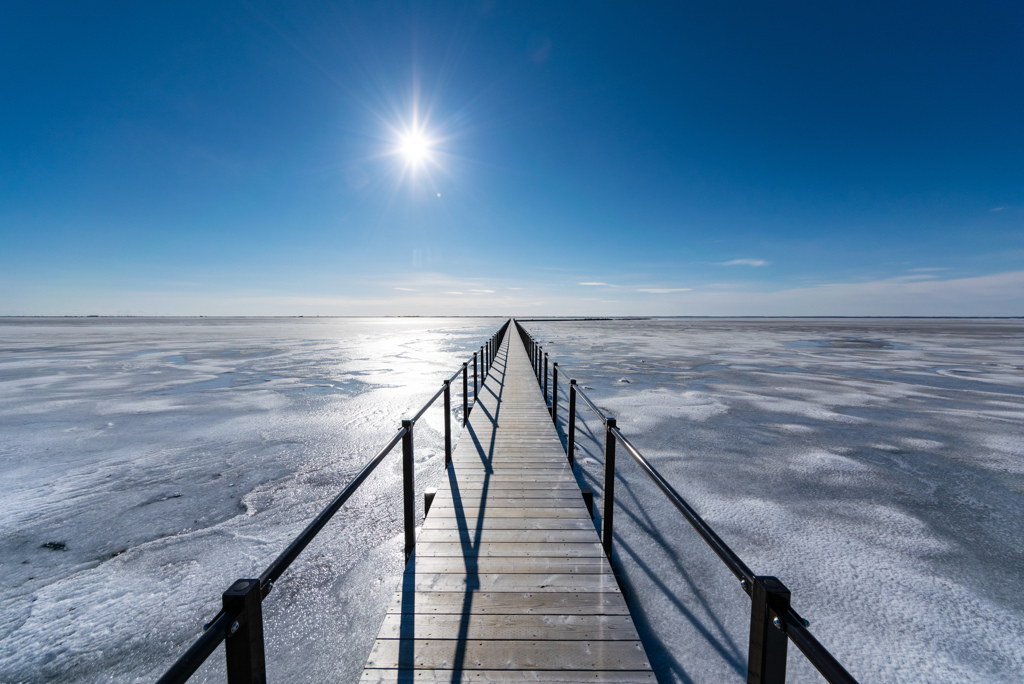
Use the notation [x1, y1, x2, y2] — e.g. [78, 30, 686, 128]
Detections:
[908, 267, 951, 273]
[889, 274, 939, 282]
[393, 287, 417, 291]
[444, 291, 464, 295]
[637, 288, 693, 294]
[579, 281, 612, 286]
[718, 259, 767, 267]
[469, 289, 495, 294]
[990, 206, 1007, 212]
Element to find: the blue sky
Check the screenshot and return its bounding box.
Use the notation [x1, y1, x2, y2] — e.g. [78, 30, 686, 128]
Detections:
[1, 1, 1022, 316]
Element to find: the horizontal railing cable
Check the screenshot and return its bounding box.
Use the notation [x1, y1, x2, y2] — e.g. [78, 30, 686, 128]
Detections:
[573, 385, 606, 423]
[155, 611, 235, 684]
[409, 385, 446, 424]
[782, 611, 858, 684]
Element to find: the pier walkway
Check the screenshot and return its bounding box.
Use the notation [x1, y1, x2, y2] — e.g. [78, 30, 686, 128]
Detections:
[361, 329, 653, 681]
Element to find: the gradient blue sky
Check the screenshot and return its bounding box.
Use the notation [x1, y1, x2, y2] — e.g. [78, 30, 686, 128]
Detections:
[2, 1, 1022, 316]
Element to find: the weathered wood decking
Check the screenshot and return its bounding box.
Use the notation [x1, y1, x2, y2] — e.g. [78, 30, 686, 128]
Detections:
[361, 330, 653, 682]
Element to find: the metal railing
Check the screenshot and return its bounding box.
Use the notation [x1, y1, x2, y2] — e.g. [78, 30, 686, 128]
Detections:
[514, 320, 858, 684]
[156, 321, 510, 684]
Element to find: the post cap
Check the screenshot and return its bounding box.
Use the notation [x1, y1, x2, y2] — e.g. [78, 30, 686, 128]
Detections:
[402, 418, 413, 427]
[606, 417, 616, 427]
[570, 378, 576, 384]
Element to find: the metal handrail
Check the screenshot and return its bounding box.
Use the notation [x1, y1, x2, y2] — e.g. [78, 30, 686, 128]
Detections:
[155, 611, 235, 684]
[410, 385, 445, 424]
[781, 610, 858, 684]
[513, 320, 859, 684]
[573, 385, 606, 423]
[156, 320, 511, 684]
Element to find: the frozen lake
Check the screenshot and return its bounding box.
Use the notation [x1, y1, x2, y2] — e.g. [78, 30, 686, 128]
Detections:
[1, 317, 1022, 682]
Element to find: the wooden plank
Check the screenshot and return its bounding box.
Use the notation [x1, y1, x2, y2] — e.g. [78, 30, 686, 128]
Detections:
[362, 670, 655, 682]
[430, 497, 586, 508]
[441, 482, 581, 491]
[364, 639, 651, 670]
[412, 573, 620, 593]
[422, 517, 596, 531]
[424, 507, 591, 519]
[445, 472, 577, 480]
[432, 489, 582, 499]
[416, 529, 598, 544]
[414, 542, 605, 558]
[386, 591, 631, 615]
[374, 614, 640, 640]
[412, 557, 611, 574]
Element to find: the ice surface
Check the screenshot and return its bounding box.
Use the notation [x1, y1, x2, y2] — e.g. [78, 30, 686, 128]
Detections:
[2, 317, 1022, 683]
[0, 317, 502, 683]
[526, 318, 1024, 683]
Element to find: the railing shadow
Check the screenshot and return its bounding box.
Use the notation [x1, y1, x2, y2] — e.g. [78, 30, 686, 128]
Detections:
[569, 405, 745, 682]
[397, 552, 416, 683]
[446, 336, 507, 680]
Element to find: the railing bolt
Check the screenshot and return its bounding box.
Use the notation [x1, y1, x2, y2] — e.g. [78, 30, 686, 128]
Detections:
[230, 621, 239, 635]
[773, 617, 783, 630]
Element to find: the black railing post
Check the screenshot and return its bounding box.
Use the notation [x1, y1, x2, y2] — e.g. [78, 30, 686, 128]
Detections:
[402, 419, 415, 563]
[543, 353, 549, 405]
[473, 352, 478, 401]
[222, 579, 266, 684]
[481, 345, 486, 376]
[747, 576, 792, 684]
[567, 379, 576, 468]
[462, 363, 469, 424]
[602, 418, 616, 557]
[551, 363, 558, 423]
[443, 380, 451, 469]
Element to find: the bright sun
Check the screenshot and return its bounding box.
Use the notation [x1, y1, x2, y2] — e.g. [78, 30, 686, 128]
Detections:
[399, 130, 432, 165]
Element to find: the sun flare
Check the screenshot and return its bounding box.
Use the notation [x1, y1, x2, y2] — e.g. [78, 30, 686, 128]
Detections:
[399, 130, 432, 165]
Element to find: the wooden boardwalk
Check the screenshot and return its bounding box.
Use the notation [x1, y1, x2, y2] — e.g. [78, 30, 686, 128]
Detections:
[361, 328, 653, 682]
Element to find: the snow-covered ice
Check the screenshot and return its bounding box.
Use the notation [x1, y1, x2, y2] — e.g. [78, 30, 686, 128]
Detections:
[1, 317, 1022, 682]
[0, 317, 502, 683]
